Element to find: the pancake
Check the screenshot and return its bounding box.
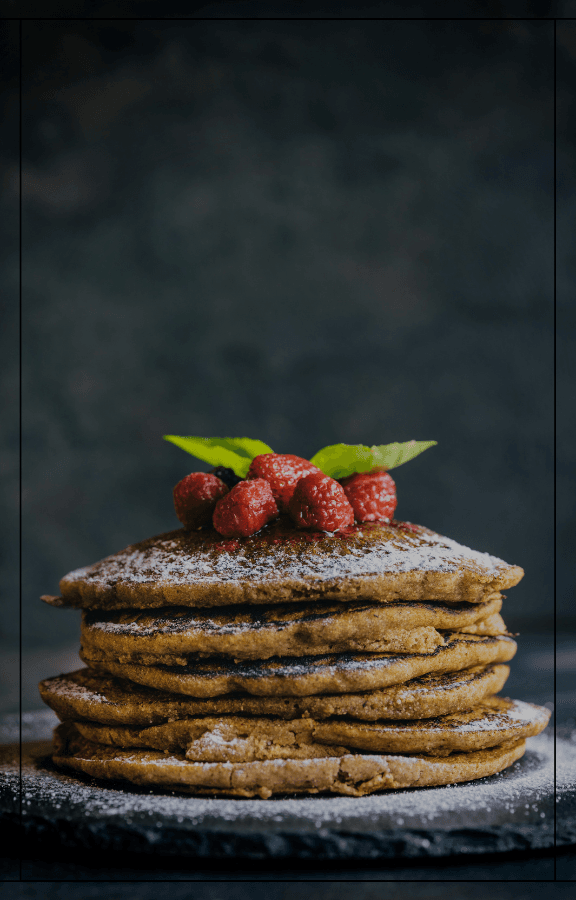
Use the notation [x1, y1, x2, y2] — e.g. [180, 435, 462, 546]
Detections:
[79, 634, 517, 698]
[39, 664, 511, 724]
[311, 696, 549, 755]
[74, 717, 351, 761]
[79, 594, 505, 662]
[456, 613, 508, 636]
[46, 519, 524, 610]
[73, 696, 550, 760]
[52, 721, 527, 797]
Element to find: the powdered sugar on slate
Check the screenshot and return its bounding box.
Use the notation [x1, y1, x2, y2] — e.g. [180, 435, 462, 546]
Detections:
[4, 725, 572, 836]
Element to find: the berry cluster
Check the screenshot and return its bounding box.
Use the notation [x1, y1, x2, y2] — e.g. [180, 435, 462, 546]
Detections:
[173, 454, 398, 539]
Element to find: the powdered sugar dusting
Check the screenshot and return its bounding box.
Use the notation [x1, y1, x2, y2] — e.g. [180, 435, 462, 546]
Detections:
[426, 700, 549, 735]
[499, 699, 547, 724]
[4, 726, 572, 837]
[40, 674, 105, 705]
[360, 699, 549, 737]
[151, 634, 515, 679]
[84, 604, 344, 637]
[64, 523, 510, 590]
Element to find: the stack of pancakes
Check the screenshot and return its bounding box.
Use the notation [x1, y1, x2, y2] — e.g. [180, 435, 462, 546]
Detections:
[40, 519, 550, 798]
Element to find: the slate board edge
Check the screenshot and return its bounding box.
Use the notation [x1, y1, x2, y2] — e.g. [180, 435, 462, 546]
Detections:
[5, 810, 574, 860]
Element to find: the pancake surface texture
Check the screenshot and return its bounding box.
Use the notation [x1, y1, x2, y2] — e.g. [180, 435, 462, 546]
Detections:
[52, 520, 524, 610]
[39, 663, 512, 724]
[80, 634, 517, 698]
[79, 595, 504, 661]
[52, 722, 527, 797]
[73, 696, 550, 760]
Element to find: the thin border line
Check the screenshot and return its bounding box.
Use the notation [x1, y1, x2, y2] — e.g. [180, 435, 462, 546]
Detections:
[18, 15, 23, 886]
[553, 14, 557, 883]
[0, 15, 559, 21]
[12, 15, 559, 881]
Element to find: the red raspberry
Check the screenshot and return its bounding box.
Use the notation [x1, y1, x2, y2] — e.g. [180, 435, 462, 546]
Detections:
[212, 478, 278, 538]
[173, 473, 229, 529]
[247, 454, 322, 510]
[288, 472, 354, 532]
[341, 471, 397, 523]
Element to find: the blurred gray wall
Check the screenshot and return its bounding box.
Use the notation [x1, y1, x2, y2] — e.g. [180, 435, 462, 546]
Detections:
[2, 11, 568, 649]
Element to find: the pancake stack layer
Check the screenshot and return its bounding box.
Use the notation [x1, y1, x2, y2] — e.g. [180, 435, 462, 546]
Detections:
[40, 520, 550, 798]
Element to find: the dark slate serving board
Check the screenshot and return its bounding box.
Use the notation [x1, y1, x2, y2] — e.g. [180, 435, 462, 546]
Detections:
[1, 710, 574, 860]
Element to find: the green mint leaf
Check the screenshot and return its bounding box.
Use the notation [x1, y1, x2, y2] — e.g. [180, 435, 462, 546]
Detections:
[369, 440, 437, 469]
[310, 440, 437, 479]
[309, 444, 375, 480]
[163, 436, 274, 477]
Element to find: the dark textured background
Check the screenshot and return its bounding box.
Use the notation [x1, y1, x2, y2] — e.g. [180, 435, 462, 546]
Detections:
[2, 8, 571, 653]
[2, 877, 576, 894]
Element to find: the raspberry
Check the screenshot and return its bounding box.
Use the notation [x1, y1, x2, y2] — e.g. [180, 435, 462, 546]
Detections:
[212, 478, 278, 538]
[173, 473, 229, 529]
[247, 454, 322, 510]
[341, 471, 397, 523]
[210, 466, 243, 489]
[288, 472, 354, 532]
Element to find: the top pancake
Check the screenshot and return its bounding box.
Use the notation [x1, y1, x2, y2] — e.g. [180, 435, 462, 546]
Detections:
[48, 519, 523, 610]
